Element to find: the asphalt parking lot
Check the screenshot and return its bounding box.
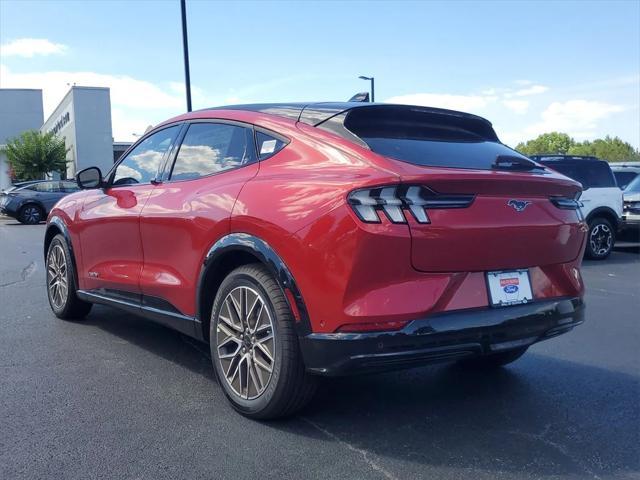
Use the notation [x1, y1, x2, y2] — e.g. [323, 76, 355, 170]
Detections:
[1, 216, 638, 480]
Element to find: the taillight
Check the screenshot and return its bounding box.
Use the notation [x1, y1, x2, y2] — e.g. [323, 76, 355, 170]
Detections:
[347, 185, 474, 224]
[550, 195, 584, 221]
[549, 197, 582, 209]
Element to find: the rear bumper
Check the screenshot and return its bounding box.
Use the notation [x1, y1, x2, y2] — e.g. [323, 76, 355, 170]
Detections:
[299, 297, 584, 376]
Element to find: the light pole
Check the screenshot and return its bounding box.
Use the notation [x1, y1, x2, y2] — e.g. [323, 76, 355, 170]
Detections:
[180, 0, 192, 112]
[358, 75, 375, 102]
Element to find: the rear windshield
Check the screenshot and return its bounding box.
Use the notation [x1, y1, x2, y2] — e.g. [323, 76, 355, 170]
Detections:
[539, 160, 616, 188]
[613, 171, 638, 189]
[341, 106, 528, 170]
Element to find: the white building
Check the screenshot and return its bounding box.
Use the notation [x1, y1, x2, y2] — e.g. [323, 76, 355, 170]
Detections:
[41, 86, 115, 178]
[0, 86, 132, 190]
[0, 89, 44, 190]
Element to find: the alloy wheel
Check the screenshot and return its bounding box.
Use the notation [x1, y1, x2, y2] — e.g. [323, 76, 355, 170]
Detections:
[24, 206, 41, 223]
[216, 286, 275, 400]
[590, 223, 612, 257]
[47, 244, 68, 309]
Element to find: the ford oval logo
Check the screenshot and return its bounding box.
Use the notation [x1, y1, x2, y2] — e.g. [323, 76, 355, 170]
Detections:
[508, 200, 531, 212]
[504, 284, 519, 294]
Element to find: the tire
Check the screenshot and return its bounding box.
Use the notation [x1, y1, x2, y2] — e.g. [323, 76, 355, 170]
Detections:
[585, 217, 615, 260]
[210, 264, 316, 419]
[46, 234, 93, 320]
[18, 204, 44, 224]
[457, 347, 528, 369]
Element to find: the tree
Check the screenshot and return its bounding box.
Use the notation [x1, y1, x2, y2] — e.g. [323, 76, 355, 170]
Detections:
[515, 132, 640, 162]
[568, 136, 640, 162]
[515, 132, 574, 156]
[3, 130, 68, 180]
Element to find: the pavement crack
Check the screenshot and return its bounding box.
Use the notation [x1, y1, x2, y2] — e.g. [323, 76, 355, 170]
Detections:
[301, 417, 399, 480]
[507, 424, 601, 479]
[0, 261, 37, 288]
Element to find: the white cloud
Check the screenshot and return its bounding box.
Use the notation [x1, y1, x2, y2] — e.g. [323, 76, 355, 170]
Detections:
[501, 99, 626, 145]
[386, 93, 497, 112]
[506, 84, 549, 97]
[1, 38, 67, 57]
[536, 99, 623, 134]
[0, 65, 185, 139]
[502, 99, 529, 114]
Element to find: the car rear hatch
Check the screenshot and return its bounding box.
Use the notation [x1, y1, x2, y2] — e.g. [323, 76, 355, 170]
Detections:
[330, 104, 584, 272]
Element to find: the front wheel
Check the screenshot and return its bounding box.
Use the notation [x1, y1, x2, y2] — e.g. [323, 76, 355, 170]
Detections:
[46, 234, 93, 320]
[210, 264, 316, 419]
[585, 217, 615, 260]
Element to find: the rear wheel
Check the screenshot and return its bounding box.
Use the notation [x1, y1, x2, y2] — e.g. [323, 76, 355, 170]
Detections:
[18, 204, 44, 224]
[210, 264, 316, 419]
[457, 347, 528, 369]
[585, 217, 614, 260]
[46, 235, 93, 320]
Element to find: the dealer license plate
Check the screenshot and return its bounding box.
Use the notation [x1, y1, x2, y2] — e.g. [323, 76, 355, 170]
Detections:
[486, 269, 533, 307]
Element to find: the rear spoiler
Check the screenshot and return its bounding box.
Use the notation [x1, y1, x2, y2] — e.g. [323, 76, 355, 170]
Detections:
[312, 104, 500, 144]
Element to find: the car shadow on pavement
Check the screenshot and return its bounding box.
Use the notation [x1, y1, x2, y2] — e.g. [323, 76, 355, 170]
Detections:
[86, 304, 639, 479]
[85, 305, 215, 381]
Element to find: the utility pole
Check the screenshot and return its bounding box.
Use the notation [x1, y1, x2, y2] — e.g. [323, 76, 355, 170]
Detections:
[180, 0, 192, 112]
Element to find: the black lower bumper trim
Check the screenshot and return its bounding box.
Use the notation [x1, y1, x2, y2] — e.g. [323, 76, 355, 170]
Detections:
[299, 297, 584, 376]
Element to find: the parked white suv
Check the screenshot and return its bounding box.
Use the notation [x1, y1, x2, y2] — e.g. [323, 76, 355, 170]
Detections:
[532, 155, 623, 259]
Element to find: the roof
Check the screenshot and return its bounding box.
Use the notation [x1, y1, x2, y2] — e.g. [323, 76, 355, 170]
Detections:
[609, 162, 640, 167]
[530, 155, 602, 162]
[200, 102, 495, 128]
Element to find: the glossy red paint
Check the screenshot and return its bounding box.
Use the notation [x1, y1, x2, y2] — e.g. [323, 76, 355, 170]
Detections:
[78, 184, 156, 292]
[47, 106, 586, 338]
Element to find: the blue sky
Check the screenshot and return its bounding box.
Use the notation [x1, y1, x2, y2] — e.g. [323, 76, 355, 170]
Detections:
[1, 0, 638, 147]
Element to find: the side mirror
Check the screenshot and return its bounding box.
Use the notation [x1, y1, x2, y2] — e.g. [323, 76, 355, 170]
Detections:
[76, 167, 103, 189]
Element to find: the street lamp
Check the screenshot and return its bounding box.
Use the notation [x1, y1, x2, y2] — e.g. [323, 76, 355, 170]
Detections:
[180, 0, 192, 112]
[358, 75, 375, 102]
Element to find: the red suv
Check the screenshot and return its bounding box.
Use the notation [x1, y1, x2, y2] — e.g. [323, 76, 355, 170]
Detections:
[45, 103, 586, 418]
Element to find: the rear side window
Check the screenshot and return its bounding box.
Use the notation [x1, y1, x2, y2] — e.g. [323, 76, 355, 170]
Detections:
[255, 132, 287, 160]
[540, 160, 616, 188]
[340, 106, 524, 170]
[170, 123, 256, 181]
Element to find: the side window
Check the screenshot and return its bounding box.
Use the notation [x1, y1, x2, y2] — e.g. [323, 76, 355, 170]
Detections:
[170, 123, 256, 181]
[112, 126, 180, 186]
[34, 182, 59, 192]
[255, 131, 287, 160]
[61, 181, 80, 192]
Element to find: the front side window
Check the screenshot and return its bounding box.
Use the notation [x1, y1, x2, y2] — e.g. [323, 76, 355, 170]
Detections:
[61, 181, 80, 192]
[112, 126, 180, 186]
[170, 123, 256, 181]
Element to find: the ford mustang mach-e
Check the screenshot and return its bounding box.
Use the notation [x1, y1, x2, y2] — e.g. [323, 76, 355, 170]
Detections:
[44, 103, 587, 418]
